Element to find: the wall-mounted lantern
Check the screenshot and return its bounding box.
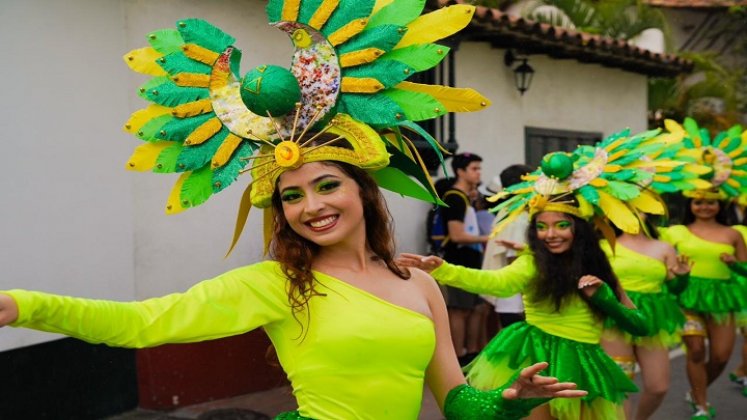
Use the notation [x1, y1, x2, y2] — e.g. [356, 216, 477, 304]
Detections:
[504, 50, 534, 96]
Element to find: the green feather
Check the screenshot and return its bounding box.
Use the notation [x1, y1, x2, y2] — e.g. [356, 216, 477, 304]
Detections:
[650, 181, 678, 193]
[381, 44, 449, 72]
[298, 0, 326, 25]
[343, 59, 412, 88]
[699, 128, 711, 146]
[137, 115, 173, 141]
[722, 135, 743, 153]
[230, 48, 242, 79]
[371, 166, 439, 204]
[727, 124, 743, 139]
[159, 114, 215, 142]
[176, 19, 235, 54]
[367, 0, 426, 28]
[180, 165, 214, 209]
[397, 121, 446, 174]
[142, 79, 210, 107]
[383, 89, 446, 121]
[147, 29, 184, 54]
[339, 93, 405, 126]
[176, 127, 229, 171]
[578, 185, 600, 205]
[338, 25, 405, 56]
[322, 0, 375, 37]
[158, 51, 212, 75]
[154, 143, 183, 173]
[613, 152, 645, 166]
[604, 181, 640, 200]
[385, 143, 438, 200]
[266, 0, 283, 22]
[212, 142, 257, 193]
[607, 169, 637, 182]
[599, 129, 630, 150]
[722, 183, 739, 197]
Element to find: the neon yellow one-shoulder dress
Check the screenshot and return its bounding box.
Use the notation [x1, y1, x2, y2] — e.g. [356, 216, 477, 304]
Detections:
[660, 225, 747, 322]
[431, 255, 636, 420]
[600, 241, 684, 347]
[6, 261, 438, 419]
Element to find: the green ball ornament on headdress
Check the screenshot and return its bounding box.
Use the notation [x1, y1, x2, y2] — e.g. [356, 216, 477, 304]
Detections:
[240, 64, 301, 116]
[540, 152, 574, 180]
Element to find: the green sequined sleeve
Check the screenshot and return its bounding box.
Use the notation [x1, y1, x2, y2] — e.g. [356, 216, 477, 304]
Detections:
[430, 254, 535, 297]
[443, 383, 547, 420]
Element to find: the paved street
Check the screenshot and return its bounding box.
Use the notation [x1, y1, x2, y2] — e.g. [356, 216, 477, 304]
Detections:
[111, 336, 745, 420]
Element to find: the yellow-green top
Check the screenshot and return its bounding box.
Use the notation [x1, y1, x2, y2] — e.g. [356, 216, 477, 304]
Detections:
[660, 225, 734, 280]
[600, 241, 666, 293]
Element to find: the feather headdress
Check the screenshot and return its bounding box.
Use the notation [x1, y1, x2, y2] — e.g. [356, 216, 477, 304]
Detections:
[489, 127, 710, 240]
[122, 0, 490, 252]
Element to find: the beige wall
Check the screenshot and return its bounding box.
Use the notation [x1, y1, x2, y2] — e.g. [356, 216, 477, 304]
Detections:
[0, 0, 648, 351]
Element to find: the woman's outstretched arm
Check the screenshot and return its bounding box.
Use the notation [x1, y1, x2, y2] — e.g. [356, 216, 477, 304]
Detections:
[0, 262, 288, 348]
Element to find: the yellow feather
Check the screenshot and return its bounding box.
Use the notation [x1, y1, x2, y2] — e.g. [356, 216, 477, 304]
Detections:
[729, 147, 745, 159]
[309, 0, 339, 29]
[629, 190, 665, 215]
[603, 137, 628, 153]
[212, 134, 244, 168]
[281, 0, 301, 21]
[684, 163, 712, 175]
[125, 141, 173, 172]
[340, 48, 386, 67]
[734, 157, 747, 166]
[124, 105, 172, 134]
[123, 47, 166, 76]
[165, 173, 189, 215]
[182, 44, 220, 65]
[688, 179, 713, 189]
[172, 99, 213, 118]
[395, 5, 475, 49]
[664, 119, 685, 135]
[590, 178, 608, 187]
[598, 190, 639, 233]
[726, 178, 741, 188]
[184, 117, 223, 145]
[603, 164, 623, 173]
[171, 73, 211, 87]
[328, 18, 369, 46]
[341, 77, 385, 93]
[395, 82, 490, 112]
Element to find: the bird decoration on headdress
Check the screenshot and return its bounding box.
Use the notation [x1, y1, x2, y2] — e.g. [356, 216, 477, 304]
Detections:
[122, 0, 490, 253]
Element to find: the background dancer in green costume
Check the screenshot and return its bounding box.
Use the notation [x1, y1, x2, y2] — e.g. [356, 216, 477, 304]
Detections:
[599, 222, 692, 420]
[656, 119, 747, 420]
[398, 126, 709, 420]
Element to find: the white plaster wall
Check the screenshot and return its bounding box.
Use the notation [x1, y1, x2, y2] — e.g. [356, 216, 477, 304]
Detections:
[0, 0, 134, 351]
[453, 42, 648, 184]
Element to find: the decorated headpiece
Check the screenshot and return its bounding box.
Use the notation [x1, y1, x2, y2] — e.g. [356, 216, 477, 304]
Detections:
[489, 127, 710, 238]
[658, 118, 747, 200]
[122, 1, 490, 252]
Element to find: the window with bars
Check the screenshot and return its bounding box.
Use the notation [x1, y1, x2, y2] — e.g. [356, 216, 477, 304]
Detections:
[524, 127, 601, 168]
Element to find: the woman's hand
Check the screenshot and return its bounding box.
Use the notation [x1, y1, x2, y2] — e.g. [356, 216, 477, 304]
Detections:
[502, 362, 587, 400]
[668, 254, 693, 276]
[577, 275, 603, 298]
[0, 293, 19, 327]
[396, 253, 444, 273]
[720, 253, 737, 265]
[495, 239, 526, 252]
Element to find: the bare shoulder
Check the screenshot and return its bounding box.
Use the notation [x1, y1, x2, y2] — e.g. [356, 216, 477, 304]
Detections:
[655, 239, 677, 256]
[407, 268, 444, 298]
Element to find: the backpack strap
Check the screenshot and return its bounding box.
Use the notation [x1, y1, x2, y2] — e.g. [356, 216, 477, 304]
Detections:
[439, 189, 471, 248]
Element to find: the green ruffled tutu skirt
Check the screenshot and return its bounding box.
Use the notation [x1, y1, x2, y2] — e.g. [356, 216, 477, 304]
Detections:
[466, 322, 635, 420]
[603, 290, 684, 347]
[679, 276, 747, 323]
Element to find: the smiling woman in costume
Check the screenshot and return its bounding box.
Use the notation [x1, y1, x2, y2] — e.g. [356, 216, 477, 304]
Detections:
[0, 1, 587, 419]
[656, 119, 747, 420]
[398, 127, 708, 420]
